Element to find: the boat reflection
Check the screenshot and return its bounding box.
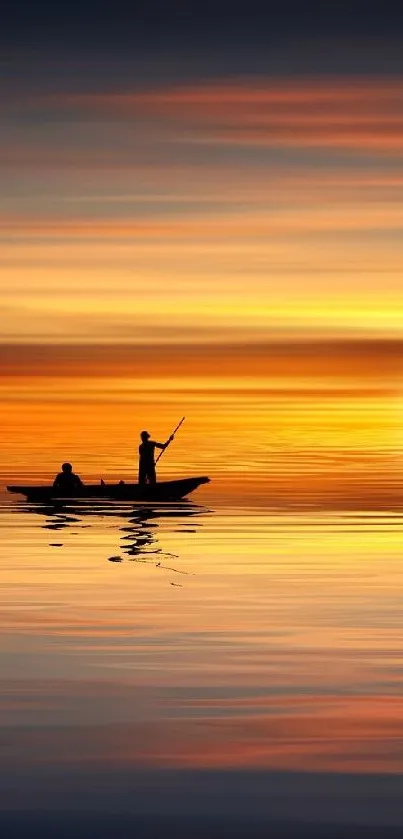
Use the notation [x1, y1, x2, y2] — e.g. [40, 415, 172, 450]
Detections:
[18, 500, 210, 563]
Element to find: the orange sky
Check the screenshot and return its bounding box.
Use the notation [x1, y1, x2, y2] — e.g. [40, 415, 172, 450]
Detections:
[1, 340, 403, 380]
[1, 76, 402, 352]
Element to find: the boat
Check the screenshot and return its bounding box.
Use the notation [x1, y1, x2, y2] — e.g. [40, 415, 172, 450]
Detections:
[7, 476, 210, 503]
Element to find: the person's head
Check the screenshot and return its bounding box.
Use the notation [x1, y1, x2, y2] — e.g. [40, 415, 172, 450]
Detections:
[61, 462, 73, 473]
[140, 430, 150, 442]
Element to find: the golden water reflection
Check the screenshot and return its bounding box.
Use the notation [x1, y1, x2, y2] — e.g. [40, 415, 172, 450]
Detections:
[1, 498, 403, 774]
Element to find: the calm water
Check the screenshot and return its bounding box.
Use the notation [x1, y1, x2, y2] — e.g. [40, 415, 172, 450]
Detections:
[1, 383, 403, 830]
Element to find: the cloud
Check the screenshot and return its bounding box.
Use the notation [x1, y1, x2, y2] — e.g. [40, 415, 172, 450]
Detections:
[55, 79, 403, 155]
[2, 340, 403, 379]
[1, 76, 402, 345]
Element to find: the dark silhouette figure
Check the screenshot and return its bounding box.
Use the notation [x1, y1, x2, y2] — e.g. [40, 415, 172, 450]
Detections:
[53, 462, 84, 495]
[138, 430, 173, 486]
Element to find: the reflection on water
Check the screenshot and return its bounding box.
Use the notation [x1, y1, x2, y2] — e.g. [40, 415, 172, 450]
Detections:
[23, 499, 206, 564]
[2, 498, 403, 783]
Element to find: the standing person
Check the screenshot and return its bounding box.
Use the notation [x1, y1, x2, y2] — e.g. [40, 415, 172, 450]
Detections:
[138, 431, 173, 486]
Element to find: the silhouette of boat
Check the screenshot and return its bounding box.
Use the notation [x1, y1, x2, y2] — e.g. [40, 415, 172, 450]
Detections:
[7, 476, 210, 502]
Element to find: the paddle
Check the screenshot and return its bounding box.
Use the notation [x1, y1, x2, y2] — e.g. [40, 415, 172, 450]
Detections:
[155, 416, 185, 464]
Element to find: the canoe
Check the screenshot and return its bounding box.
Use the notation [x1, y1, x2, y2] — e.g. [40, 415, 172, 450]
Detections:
[7, 476, 210, 503]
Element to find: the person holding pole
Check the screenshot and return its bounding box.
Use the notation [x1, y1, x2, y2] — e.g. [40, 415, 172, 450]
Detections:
[138, 419, 185, 486]
[138, 431, 172, 486]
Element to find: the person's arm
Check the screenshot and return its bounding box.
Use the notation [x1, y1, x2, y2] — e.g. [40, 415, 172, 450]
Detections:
[53, 474, 61, 489]
[74, 474, 84, 489]
[155, 435, 174, 450]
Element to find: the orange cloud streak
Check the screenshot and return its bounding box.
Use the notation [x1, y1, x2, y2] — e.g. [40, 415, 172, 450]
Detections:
[56, 78, 403, 153]
[1, 341, 403, 379]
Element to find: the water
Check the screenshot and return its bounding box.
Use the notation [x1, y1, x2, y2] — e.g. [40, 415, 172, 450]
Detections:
[1, 382, 403, 831]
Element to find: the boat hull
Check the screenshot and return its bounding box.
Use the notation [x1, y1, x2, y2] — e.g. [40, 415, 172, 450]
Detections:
[7, 477, 210, 503]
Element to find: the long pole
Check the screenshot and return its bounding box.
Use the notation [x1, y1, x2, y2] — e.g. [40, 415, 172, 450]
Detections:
[155, 416, 185, 464]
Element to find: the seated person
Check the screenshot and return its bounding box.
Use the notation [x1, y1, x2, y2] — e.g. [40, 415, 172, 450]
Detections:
[53, 462, 84, 495]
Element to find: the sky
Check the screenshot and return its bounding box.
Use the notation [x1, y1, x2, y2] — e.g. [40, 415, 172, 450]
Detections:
[1, 1, 403, 374]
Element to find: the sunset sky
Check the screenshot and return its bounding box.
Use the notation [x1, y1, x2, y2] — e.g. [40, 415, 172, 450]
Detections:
[1, 1, 403, 373]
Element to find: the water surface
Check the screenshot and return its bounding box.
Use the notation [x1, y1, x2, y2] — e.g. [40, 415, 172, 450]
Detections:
[1, 382, 403, 829]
